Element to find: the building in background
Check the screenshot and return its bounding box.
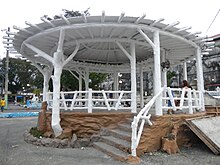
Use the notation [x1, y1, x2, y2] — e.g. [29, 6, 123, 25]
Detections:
[188, 34, 220, 90]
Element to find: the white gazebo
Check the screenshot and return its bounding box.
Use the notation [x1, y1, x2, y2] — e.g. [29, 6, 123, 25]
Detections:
[8, 12, 213, 141]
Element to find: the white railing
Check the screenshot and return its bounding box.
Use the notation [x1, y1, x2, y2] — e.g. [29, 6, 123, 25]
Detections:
[162, 87, 202, 113]
[46, 89, 132, 112]
[131, 87, 202, 156]
[131, 88, 164, 156]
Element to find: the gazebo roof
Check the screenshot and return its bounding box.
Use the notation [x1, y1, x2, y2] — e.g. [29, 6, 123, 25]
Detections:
[12, 12, 210, 73]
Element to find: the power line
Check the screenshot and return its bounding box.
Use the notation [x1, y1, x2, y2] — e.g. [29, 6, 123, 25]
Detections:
[206, 9, 220, 34]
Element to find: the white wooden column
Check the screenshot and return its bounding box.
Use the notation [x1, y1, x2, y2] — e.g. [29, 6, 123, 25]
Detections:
[162, 70, 167, 108]
[130, 42, 137, 113]
[25, 29, 79, 137]
[22, 59, 52, 102]
[196, 47, 205, 111]
[78, 74, 83, 105]
[51, 29, 66, 137]
[183, 62, 188, 81]
[161, 51, 167, 87]
[139, 65, 144, 108]
[85, 70, 90, 90]
[51, 50, 63, 137]
[138, 28, 162, 115]
[43, 66, 53, 101]
[162, 71, 167, 87]
[51, 29, 79, 137]
[43, 73, 50, 101]
[153, 31, 162, 115]
[113, 72, 119, 91]
[84, 69, 90, 107]
[161, 51, 167, 108]
[79, 74, 82, 91]
[116, 41, 137, 113]
[113, 72, 119, 101]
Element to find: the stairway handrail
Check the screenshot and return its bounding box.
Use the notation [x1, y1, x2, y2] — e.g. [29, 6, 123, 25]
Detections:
[131, 87, 164, 156]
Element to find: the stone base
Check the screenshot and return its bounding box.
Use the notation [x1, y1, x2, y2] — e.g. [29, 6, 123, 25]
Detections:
[161, 137, 180, 154]
[127, 156, 141, 164]
[23, 130, 98, 148]
[136, 112, 206, 156]
[35, 111, 207, 157]
[39, 112, 132, 138]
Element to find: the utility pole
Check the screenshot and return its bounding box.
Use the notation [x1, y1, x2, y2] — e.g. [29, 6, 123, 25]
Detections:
[4, 27, 10, 109]
[206, 9, 220, 34]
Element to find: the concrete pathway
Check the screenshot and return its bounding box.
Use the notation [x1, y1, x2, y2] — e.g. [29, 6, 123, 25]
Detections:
[0, 117, 128, 165]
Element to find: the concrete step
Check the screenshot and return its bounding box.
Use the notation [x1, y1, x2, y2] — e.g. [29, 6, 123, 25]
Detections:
[101, 136, 131, 153]
[118, 123, 132, 132]
[109, 129, 131, 142]
[93, 142, 128, 162]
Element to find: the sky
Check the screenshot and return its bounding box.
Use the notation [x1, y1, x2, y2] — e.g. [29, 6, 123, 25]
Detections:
[0, 0, 219, 59]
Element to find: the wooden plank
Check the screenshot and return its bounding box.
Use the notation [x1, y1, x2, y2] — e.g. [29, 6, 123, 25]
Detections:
[185, 121, 219, 154]
[188, 120, 220, 153]
[191, 117, 220, 150]
[205, 106, 220, 115]
[205, 111, 220, 113]
[185, 115, 214, 121]
[205, 106, 220, 116]
[185, 116, 220, 154]
[206, 112, 220, 115]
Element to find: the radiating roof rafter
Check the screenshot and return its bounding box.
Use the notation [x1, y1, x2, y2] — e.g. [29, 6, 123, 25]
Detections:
[8, 11, 211, 73]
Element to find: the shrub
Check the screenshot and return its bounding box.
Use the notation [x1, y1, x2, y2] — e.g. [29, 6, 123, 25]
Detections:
[29, 127, 44, 138]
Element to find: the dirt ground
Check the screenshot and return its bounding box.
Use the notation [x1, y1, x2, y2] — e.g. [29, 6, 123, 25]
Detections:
[141, 143, 220, 165]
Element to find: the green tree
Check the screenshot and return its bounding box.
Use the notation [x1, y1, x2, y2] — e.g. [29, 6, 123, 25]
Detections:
[61, 70, 79, 91]
[43, 8, 90, 20]
[33, 88, 41, 97]
[89, 73, 108, 90]
[167, 71, 176, 87]
[60, 71, 108, 91]
[2, 57, 43, 94]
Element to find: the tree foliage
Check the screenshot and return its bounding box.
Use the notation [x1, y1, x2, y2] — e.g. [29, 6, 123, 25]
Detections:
[42, 8, 90, 20]
[1, 57, 43, 94]
[61, 71, 108, 91]
[89, 73, 108, 90]
[167, 71, 176, 87]
[61, 70, 79, 91]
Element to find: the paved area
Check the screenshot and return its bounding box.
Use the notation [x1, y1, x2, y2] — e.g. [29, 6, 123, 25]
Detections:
[0, 104, 220, 165]
[3, 103, 40, 112]
[1, 104, 126, 165]
[0, 117, 128, 165]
